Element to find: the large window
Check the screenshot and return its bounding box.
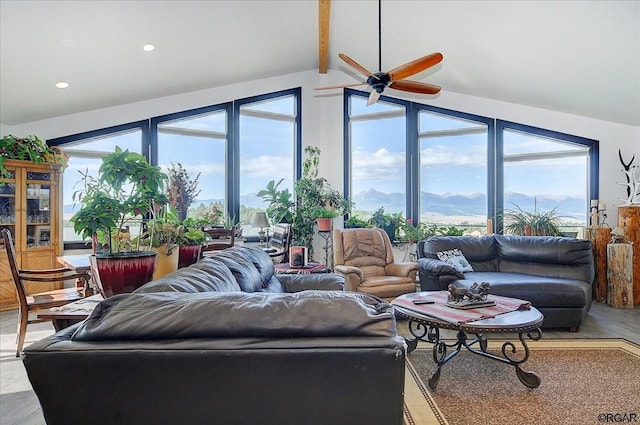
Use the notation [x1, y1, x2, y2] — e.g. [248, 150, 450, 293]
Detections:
[417, 106, 492, 233]
[497, 120, 598, 235]
[50, 121, 147, 244]
[235, 89, 301, 236]
[346, 94, 407, 218]
[152, 104, 231, 226]
[344, 89, 598, 235]
[50, 88, 301, 245]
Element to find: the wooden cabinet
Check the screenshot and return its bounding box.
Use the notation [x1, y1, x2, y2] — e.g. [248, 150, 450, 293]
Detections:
[0, 159, 62, 311]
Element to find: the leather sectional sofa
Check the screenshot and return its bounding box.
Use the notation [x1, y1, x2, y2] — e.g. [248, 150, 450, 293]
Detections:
[417, 235, 595, 331]
[22, 246, 407, 425]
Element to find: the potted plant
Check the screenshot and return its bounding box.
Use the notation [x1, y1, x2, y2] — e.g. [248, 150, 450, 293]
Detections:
[344, 214, 369, 229]
[257, 178, 295, 224]
[166, 162, 201, 221]
[70, 146, 168, 297]
[1, 134, 68, 180]
[177, 217, 207, 268]
[314, 206, 339, 232]
[369, 207, 400, 241]
[503, 204, 562, 236]
[293, 146, 351, 259]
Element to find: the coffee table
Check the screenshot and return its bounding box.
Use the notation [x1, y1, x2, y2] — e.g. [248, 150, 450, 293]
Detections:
[392, 291, 543, 391]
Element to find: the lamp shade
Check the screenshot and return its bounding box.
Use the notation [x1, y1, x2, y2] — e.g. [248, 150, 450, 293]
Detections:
[252, 212, 270, 228]
[611, 227, 625, 237]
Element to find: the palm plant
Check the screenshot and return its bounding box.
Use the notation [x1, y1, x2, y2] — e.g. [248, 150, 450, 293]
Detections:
[503, 204, 562, 236]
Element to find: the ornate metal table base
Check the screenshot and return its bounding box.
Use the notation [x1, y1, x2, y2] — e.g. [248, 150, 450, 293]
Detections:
[406, 320, 542, 391]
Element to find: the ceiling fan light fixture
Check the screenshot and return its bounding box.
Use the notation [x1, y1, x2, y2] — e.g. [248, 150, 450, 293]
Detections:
[314, 0, 444, 106]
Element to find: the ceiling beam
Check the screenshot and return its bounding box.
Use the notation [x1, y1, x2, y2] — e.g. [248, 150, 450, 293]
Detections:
[318, 0, 331, 74]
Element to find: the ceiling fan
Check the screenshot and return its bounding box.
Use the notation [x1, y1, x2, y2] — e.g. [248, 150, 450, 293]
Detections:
[315, 0, 443, 106]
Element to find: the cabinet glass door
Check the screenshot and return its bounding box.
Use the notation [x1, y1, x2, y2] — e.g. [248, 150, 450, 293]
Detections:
[0, 169, 16, 246]
[25, 171, 52, 248]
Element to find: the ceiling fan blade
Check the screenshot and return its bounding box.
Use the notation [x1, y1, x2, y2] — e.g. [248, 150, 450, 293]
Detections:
[389, 80, 441, 95]
[314, 82, 367, 90]
[338, 53, 377, 79]
[367, 90, 382, 106]
[387, 52, 444, 82]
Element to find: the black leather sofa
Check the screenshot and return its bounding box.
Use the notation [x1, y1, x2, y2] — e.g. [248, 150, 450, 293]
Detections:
[417, 235, 595, 331]
[22, 246, 407, 425]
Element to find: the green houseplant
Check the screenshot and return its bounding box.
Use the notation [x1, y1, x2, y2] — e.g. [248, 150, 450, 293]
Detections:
[293, 146, 350, 259]
[369, 207, 400, 241]
[1, 135, 68, 180]
[313, 206, 339, 232]
[503, 204, 562, 236]
[257, 178, 295, 224]
[70, 147, 169, 297]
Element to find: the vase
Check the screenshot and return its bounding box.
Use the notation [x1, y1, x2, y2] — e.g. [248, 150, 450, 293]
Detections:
[91, 251, 157, 298]
[152, 244, 179, 279]
[178, 245, 201, 268]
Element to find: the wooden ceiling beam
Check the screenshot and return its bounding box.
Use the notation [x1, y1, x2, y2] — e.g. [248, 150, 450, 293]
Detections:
[318, 0, 331, 74]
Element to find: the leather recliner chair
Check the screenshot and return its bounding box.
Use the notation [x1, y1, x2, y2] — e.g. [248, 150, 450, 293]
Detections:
[333, 227, 419, 300]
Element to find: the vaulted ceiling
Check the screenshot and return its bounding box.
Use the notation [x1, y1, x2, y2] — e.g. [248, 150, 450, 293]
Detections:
[1, 0, 638, 126]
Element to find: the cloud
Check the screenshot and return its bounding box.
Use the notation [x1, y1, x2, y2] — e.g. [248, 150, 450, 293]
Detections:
[351, 147, 405, 180]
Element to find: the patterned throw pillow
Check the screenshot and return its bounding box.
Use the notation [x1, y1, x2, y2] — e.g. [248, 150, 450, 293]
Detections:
[436, 248, 474, 273]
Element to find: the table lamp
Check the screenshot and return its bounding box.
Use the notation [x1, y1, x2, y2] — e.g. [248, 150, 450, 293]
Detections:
[252, 212, 270, 247]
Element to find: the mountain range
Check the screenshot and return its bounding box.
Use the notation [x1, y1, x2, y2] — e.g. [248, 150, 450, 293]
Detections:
[64, 190, 587, 222]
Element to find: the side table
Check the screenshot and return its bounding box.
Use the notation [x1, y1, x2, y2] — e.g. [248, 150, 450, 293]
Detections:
[607, 243, 634, 308]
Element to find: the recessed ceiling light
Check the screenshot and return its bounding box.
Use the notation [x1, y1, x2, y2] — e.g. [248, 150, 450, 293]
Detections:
[143, 44, 155, 52]
[55, 81, 69, 89]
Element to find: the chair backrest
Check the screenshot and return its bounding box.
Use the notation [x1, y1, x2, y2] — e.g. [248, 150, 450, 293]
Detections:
[269, 224, 292, 263]
[333, 228, 395, 276]
[202, 227, 236, 251]
[2, 228, 28, 308]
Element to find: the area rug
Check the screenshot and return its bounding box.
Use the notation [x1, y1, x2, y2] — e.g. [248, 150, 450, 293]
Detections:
[403, 339, 640, 425]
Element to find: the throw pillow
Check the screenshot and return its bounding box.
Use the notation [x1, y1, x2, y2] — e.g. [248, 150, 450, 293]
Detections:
[436, 248, 474, 273]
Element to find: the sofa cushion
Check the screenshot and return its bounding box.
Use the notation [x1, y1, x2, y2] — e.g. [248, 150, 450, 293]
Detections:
[135, 258, 241, 293]
[495, 235, 594, 284]
[423, 236, 498, 271]
[72, 291, 398, 340]
[455, 271, 591, 308]
[437, 248, 474, 272]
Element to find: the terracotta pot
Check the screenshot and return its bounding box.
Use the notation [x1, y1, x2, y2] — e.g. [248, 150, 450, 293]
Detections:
[92, 251, 157, 298]
[152, 244, 179, 279]
[178, 245, 201, 268]
[316, 218, 333, 232]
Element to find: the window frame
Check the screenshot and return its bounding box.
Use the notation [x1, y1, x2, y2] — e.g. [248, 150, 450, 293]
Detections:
[343, 89, 599, 233]
[49, 88, 302, 248]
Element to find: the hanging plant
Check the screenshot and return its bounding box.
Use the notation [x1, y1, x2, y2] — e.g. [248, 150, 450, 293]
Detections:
[0, 134, 68, 180]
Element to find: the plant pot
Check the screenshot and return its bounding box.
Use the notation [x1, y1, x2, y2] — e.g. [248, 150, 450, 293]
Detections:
[178, 245, 201, 268]
[92, 251, 157, 298]
[316, 218, 333, 232]
[152, 244, 179, 279]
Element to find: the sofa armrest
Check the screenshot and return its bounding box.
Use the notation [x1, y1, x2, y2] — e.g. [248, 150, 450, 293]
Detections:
[385, 262, 419, 278]
[417, 258, 464, 278]
[334, 265, 364, 292]
[278, 273, 345, 292]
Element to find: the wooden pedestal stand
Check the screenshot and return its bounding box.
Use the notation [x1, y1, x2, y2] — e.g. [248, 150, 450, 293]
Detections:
[607, 243, 634, 308]
[618, 206, 640, 304]
[584, 227, 612, 303]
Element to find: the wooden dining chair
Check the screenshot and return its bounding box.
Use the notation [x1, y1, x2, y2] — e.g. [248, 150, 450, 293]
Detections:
[201, 227, 236, 253]
[2, 229, 91, 357]
[267, 224, 292, 264]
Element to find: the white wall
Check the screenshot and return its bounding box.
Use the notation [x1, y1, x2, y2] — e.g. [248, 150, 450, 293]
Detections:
[6, 69, 640, 228]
